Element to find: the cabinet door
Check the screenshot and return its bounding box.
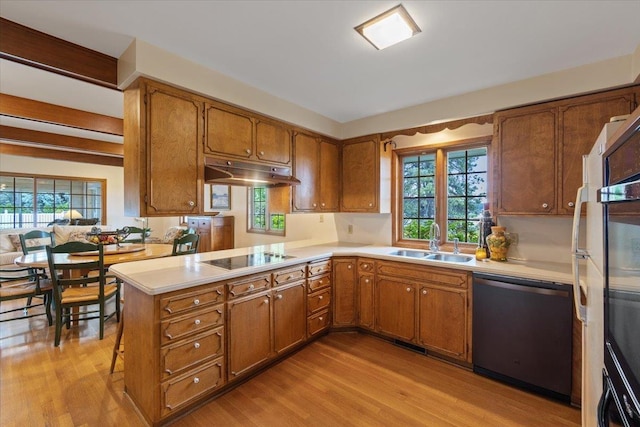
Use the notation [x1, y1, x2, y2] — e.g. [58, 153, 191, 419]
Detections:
[273, 282, 306, 354]
[255, 119, 292, 165]
[146, 85, 202, 215]
[332, 258, 356, 326]
[358, 273, 375, 330]
[558, 90, 638, 215]
[319, 140, 340, 211]
[204, 103, 253, 159]
[495, 107, 557, 214]
[292, 133, 319, 211]
[227, 292, 272, 379]
[211, 216, 234, 250]
[418, 286, 468, 361]
[375, 278, 417, 342]
[187, 217, 211, 253]
[341, 136, 379, 212]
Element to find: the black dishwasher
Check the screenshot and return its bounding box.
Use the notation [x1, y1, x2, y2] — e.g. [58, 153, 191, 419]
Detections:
[472, 273, 573, 402]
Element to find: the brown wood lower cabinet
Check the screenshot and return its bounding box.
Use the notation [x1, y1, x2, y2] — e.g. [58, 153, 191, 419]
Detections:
[123, 256, 472, 426]
[185, 216, 234, 253]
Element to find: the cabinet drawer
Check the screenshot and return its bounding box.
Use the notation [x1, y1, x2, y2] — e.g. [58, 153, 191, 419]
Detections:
[307, 288, 331, 314]
[227, 274, 271, 299]
[307, 273, 331, 293]
[377, 261, 468, 289]
[160, 285, 224, 319]
[187, 217, 211, 230]
[308, 309, 330, 336]
[161, 357, 225, 417]
[358, 259, 375, 273]
[161, 327, 224, 379]
[161, 306, 224, 344]
[273, 265, 307, 287]
[308, 259, 332, 277]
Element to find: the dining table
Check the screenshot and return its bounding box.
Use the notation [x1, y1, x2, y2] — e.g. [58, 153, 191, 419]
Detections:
[14, 243, 175, 271]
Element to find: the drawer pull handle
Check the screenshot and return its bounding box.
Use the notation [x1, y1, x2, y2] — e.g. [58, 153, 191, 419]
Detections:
[263, 299, 269, 304]
[194, 319, 201, 325]
[193, 299, 200, 306]
[318, 295, 323, 300]
[363, 264, 368, 268]
[259, 151, 265, 156]
[318, 280, 323, 285]
[319, 316, 323, 321]
[193, 377, 200, 384]
[194, 342, 200, 349]
[245, 148, 251, 154]
[276, 294, 283, 300]
[248, 284, 255, 290]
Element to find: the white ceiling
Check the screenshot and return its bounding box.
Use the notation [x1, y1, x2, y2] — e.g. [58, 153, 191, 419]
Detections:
[1, 0, 640, 123]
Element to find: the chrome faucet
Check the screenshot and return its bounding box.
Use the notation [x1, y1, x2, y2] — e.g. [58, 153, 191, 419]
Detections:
[453, 238, 460, 254]
[429, 223, 440, 252]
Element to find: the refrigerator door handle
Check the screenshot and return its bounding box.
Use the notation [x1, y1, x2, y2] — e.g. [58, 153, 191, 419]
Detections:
[571, 184, 588, 323]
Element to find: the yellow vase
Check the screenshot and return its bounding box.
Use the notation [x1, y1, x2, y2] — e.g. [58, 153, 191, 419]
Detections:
[486, 226, 511, 261]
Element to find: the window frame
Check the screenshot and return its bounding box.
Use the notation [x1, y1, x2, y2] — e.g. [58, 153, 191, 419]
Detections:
[391, 136, 491, 252]
[0, 172, 107, 229]
[246, 187, 286, 236]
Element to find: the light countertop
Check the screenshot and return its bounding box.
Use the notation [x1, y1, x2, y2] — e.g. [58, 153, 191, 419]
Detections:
[109, 239, 576, 295]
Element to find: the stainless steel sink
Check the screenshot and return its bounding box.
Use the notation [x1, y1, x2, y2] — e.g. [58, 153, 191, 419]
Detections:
[389, 249, 429, 258]
[423, 253, 473, 263]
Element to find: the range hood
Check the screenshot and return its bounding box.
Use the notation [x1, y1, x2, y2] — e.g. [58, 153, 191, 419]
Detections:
[205, 157, 301, 187]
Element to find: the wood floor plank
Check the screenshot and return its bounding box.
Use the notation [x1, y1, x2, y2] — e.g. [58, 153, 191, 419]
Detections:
[1, 299, 580, 427]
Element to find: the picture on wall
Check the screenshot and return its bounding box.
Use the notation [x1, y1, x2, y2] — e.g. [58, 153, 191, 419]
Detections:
[210, 185, 231, 210]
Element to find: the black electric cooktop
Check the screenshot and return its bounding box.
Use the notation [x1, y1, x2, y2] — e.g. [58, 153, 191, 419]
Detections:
[200, 252, 294, 270]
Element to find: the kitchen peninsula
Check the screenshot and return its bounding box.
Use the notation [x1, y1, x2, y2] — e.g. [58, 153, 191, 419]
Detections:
[110, 240, 576, 426]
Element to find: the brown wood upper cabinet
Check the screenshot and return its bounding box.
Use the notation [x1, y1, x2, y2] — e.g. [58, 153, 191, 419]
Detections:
[494, 86, 639, 215]
[204, 101, 292, 166]
[123, 78, 203, 216]
[292, 132, 339, 212]
[341, 134, 391, 213]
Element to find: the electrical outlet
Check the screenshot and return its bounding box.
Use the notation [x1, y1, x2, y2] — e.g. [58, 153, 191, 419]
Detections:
[319, 214, 324, 223]
[348, 225, 353, 234]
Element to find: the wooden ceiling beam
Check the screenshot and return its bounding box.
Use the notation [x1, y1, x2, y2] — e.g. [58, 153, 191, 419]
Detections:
[0, 143, 123, 167]
[0, 93, 123, 136]
[0, 125, 123, 157]
[0, 18, 118, 89]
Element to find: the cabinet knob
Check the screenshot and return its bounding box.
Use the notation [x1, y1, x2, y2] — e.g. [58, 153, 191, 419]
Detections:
[188, 200, 195, 207]
[194, 319, 201, 325]
[347, 265, 352, 269]
[568, 202, 575, 207]
[259, 151, 265, 156]
[422, 289, 427, 295]
[263, 299, 269, 304]
[276, 294, 283, 300]
[318, 279, 323, 285]
[194, 342, 200, 349]
[406, 287, 411, 292]
[313, 203, 317, 208]
[245, 149, 251, 154]
[193, 377, 200, 384]
[319, 316, 323, 321]
[542, 203, 549, 209]
[318, 295, 323, 300]
[362, 264, 368, 269]
[248, 284, 254, 290]
[365, 279, 369, 284]
[193, 299, 200, 306]
[368, 202, 373, 207]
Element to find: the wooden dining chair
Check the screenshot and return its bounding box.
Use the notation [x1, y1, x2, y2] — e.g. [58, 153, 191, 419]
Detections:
[172, 233, 200, 255]
[0, 266, 53, 325]
[122, 226, 146, 243]
[46, 242, 121, 347]
[19, 230, 56, 311]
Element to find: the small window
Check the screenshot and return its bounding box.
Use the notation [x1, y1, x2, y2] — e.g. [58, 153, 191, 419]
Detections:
[247, 187, 286, 236]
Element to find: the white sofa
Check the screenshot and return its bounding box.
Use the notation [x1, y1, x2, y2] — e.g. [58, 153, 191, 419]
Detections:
[0, 225, 113, 268]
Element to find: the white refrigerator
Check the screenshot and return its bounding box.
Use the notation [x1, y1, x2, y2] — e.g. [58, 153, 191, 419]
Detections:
[572, 120, 624, 426]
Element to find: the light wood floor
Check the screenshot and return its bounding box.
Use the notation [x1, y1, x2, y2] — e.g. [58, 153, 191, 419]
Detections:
[1, 300, 580, 427]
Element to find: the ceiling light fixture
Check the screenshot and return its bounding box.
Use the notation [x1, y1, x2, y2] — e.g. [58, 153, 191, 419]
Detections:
[355, 4, 421, 50]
